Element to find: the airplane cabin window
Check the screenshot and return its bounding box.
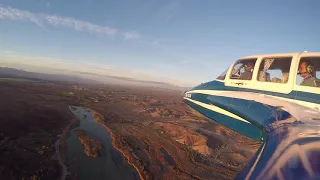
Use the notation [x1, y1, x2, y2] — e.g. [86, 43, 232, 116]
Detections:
[297, 57, 320, 88]
[230, 58, 257, 80]
[257, 57, 292, 83]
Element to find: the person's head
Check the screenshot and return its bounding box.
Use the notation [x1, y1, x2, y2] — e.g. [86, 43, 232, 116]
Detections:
[245, 62, 255, 72]
[298, 61, 314, 78]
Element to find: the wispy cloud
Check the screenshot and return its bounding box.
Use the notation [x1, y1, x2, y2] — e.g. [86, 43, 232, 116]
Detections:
[149, 38, 195, 65]
[157, 0, 181, 21]
[123, 31, 141, 40]
[0, 6, 117, 36]
[152, 40, 159, 45]
[180, 60, 189, 64]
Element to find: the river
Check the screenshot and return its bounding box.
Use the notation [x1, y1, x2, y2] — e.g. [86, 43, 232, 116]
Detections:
[66, 106, 139, 180]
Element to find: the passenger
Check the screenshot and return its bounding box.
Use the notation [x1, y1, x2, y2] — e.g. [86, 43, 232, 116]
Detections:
[298, 61, 319, 87]
[240, 62, 255, 80]
[258, 71, 271, 82]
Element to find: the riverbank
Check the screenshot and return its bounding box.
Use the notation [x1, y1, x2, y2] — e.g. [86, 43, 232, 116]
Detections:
[55, 124, 70, 180]
[90, 108, 146, 179]
[66, 103, 242, 180]
[65, 106, 140, 180]
[55, 106, 81, 180]
[96, 121, 146, 180]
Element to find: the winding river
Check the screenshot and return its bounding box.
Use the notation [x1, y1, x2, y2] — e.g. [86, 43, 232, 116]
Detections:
[66, 106, 139, 180]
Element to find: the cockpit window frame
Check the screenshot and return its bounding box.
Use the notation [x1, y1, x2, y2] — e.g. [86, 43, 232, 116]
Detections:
[225, 55, 295, 94]
[256, 56, 293, 84]
[293, 55, 320, 95]
[228, 58, 258, 81]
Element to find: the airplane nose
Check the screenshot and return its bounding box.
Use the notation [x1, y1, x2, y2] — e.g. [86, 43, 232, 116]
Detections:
[182, 90, 188, 99]
[182, 89, 193, 99]
[182, 82, 208, 100]
[182, 83, 205, 99]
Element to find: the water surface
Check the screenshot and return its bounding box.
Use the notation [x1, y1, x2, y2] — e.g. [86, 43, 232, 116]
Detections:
[66, 106, 139, 180]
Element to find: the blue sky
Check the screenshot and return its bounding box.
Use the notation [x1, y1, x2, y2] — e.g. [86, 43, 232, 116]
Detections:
[0, 0, 320, 87]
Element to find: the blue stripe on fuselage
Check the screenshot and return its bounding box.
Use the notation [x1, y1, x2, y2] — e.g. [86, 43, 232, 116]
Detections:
[190, 80, 320, 105]
[295, 91, 320, 105]
[183, 97, 264, 142]
[190, 93, 293, 131]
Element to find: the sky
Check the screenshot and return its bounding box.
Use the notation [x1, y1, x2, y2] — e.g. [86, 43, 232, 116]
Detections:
[0, 0, 320, 87]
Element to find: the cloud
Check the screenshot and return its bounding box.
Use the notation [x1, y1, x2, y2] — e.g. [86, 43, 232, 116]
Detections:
[153, 40, 159, 45]
[0, 5, 117, 36]
[157, 0, 181, 21]
[180, 60, 189, 64]
[123, 31, 141, 40]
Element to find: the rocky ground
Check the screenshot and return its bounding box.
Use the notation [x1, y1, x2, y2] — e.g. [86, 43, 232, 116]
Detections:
[0, 78, 261, 180]
[0, 79, 79, 180]
[86, 85, 261, 180]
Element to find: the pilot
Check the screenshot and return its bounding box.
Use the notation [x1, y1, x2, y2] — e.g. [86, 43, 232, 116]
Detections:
[298, 60, 319, 87]
[240, 62, 255, 80]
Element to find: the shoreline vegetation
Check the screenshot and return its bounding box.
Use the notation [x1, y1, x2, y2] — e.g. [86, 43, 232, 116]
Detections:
[93, 110, 146, 180]
[74, 129, 102, 158]
[55, 123, 72, 180]
[64, 106, 144, 180]
[97, 122, 146, 180]
[57, 106, 80, 180]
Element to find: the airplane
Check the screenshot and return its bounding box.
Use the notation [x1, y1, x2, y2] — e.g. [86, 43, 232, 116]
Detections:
[182, 52, 320, 180]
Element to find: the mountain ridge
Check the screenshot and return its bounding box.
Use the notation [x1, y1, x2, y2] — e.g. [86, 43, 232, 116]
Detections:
[0, 67, 192, 90]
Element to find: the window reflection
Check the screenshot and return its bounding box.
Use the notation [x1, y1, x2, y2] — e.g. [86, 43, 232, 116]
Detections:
[257, 57, 292, 83]
[230, 59, 257, 80]
[216, 69, 228, 80]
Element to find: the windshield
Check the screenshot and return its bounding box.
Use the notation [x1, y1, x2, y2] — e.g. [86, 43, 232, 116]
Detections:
[216, 69, 228, 80]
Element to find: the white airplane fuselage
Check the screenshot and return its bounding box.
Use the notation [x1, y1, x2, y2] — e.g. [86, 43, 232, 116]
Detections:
[182, 52, 320, 179]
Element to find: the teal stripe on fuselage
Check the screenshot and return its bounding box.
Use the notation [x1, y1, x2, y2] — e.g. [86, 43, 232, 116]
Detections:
[190, 93, 292, 131]
[191, 81, 320, 105]
[295, 91, 320, 105]
[184, 98, 264, 142]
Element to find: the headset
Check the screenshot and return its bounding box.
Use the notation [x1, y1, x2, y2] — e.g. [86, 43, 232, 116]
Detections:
[298, 61, 314, 75]
[306, 64, 314, 73]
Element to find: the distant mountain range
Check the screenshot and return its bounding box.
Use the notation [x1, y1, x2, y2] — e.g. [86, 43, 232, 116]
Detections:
[0, 67, 99, 84]
[0, 67, 192, 91]
[72, 70, 192, 91]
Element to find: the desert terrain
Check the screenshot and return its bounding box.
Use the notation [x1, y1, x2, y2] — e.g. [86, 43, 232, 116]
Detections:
[84, 85, 261, 179]
[0, 78, 78, 179]
[0, 76, 260, 180]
